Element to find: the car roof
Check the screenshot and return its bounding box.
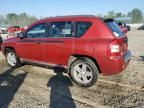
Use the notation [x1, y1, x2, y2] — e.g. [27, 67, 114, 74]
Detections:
[37, 15, 100, 23]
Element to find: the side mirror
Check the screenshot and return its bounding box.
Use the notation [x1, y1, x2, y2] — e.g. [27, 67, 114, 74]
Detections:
[17, 32, 25, 39]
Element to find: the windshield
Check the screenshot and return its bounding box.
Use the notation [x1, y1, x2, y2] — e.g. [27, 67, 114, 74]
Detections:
[105, 20, 124, 37]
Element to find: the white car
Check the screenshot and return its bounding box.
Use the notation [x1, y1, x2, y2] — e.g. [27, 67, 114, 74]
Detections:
[0, 25, 10, 34]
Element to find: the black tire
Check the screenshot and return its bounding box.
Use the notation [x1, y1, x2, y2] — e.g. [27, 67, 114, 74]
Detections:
[0, 36, 3, 43]
[69, 57, 99, 87]
[6, 49, 21, 68]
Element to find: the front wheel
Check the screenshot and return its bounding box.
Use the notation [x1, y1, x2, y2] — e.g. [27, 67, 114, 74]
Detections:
[69, 58, 99, 87]
[6, 50, 21, 68]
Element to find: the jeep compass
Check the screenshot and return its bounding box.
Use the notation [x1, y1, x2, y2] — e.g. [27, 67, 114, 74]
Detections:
[1, 15, 131, 87]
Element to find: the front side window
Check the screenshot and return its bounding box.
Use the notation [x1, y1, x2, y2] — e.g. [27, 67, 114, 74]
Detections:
[26, 23, 47, 38]
[50, 21, 72, 38]
[76, 22, 92, 37]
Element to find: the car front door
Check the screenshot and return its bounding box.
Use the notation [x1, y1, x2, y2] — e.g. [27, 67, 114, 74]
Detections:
[17, 23, 48, 61]
[44, 21, 74, 66]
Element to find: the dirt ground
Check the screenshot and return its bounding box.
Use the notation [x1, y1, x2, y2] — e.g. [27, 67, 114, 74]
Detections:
[0, 30, 144, 108]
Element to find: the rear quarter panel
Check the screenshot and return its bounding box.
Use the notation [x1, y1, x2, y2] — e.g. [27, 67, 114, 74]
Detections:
[73, 18, 115, 73]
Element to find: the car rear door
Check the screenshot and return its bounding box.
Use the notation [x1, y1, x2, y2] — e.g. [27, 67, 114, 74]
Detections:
[44, 21, 74, 66]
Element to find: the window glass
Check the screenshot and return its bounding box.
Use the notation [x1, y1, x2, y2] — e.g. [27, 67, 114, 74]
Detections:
[26, 23, 47, 38]
[105, 21, 124, 37]
[76, 22, 92, 37]
[50, 21, 72, 38]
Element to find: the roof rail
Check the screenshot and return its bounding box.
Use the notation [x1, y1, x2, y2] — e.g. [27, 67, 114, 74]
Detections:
[46, 15, 96, 18]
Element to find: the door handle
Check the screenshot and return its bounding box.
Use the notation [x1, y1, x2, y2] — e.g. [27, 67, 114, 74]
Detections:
[35, 42, 41, 44]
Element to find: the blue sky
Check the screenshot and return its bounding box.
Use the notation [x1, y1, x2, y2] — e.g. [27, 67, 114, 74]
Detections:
[0, 0, 144, 18]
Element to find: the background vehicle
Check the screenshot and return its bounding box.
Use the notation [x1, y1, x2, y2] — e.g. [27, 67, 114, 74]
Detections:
[1, 16, 131, 87]
[117, 22, 131, 32]
[137, 24, 144, 30]
[0, 25, 10, 34]
[7, 26, 25, 34]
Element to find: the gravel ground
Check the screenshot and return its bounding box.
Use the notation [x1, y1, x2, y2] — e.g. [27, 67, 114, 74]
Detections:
[0, 30, 144, 108]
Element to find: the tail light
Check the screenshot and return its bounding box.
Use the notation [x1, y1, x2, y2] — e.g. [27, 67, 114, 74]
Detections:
[110, 45, 120, 53]
[108, 39, 122, 57]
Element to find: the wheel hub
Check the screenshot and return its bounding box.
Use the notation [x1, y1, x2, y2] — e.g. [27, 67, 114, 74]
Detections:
[73, 63, 93, 84]
[7, 52, 17, 66]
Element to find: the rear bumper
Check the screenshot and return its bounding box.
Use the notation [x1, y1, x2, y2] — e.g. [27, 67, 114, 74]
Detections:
[124, 50, 131, 62]
[101, 50, 132, 75]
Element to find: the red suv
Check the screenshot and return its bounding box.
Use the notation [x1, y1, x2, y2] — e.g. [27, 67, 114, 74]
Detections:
[7, 26, 25, 34]
[1, 15, 131, 87]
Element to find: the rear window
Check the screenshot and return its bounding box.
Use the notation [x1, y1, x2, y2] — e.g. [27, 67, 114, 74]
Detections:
[14, 26, 20, 28]
[76, 22, 92, 37]
[105, 20, 124, 37]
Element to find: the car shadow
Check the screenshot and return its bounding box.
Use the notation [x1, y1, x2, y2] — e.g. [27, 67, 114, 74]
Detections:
[47, 67, 76, 108]
[0, 68, 27, 108]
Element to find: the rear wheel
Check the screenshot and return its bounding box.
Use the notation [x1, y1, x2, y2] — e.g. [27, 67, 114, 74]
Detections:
[69, 57, 99, 87]
[6, 49, 21, 68]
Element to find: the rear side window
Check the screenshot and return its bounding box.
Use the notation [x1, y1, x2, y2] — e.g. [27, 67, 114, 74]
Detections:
[105, 20, 124, 37]
[49, 21, 72, 38]
[76, 22, 92, 37]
